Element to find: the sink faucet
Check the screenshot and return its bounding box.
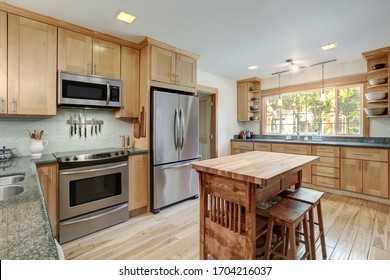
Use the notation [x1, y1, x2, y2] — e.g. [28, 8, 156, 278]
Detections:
[296, 130, 300, 141]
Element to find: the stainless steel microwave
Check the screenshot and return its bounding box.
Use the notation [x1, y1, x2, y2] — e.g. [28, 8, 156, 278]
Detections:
[58, 70, 122, 108]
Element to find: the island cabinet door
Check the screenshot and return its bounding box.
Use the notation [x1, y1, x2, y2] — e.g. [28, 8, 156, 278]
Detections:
[362, 161, 388, 198]
[340, 159, 363, 193]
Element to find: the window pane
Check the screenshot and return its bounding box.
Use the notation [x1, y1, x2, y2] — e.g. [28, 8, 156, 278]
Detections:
[337, 86, 362, 135]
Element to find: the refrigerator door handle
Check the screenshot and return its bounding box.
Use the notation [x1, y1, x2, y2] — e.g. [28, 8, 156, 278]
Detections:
[180, 108, 185, 150]
[174, 108, 179, 150]
[160, 158, 200, 170]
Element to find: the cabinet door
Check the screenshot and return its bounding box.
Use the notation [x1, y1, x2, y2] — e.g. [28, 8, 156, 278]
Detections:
[151, 45, 176, 84]
[92, 38, 120, 79]
[114, 46, 140, 118]
[340, 159, 362, 193]
[128, 154, 148, 214]
[363, 161, 388, 198]
[237, 82, 248, 121]
[253, 142, 272, 152]
[0, 11, 6, 114]
[58, 28, 92, 74]
[302, 165, 312, 184]
[37, 164, 58, 238]
[176, 54, 196, 87]
[8, 15, 57, 115]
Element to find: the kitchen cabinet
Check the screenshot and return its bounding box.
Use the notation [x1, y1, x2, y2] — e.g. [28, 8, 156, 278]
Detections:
[7, 15, 57, 116]
[151, 45, 197, 88]
[0, 11, 6, 114]
[114, 46, 140, 118]
[271, 143, 312, 184]
[253, 142, 272, 152]
[340, 147, 389, 198]
[37, 163, 58, 238]
[362, 47, 390, 117]
[128, 154, 148, 217]
[312, 145, 340, 189]
[231, 140, 253, 155]
[237, 78, 261, 122]
[58, 28, 121, 79]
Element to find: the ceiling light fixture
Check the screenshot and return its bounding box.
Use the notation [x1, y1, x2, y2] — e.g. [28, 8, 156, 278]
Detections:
[247, 65, 258, 70]
[321, 42, 337, 51]
[286, 59, 300, 72]
[116, 10, 136, 24]
[320, 63, 327, 102]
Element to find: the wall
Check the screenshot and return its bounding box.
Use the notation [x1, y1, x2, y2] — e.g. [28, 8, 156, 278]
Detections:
[0, 108, 131, 156]
[197, 70, 239, 156]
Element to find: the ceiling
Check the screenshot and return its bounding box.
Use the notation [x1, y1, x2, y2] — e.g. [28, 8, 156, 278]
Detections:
[4, 0, 390, 80]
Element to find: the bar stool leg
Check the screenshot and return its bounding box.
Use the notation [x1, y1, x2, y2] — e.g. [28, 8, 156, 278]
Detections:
[288, 223, 296, 260]
[264, 217, 274, 260]
[302, 215, 311, 260]
[308, 208, 316, 260]
[317, 201, 327, 259]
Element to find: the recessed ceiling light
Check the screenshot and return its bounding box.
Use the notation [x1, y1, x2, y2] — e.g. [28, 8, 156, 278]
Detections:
[321, 43, 337, 51]
[116, 10, 136, 24]
[247, 65, 258, 70]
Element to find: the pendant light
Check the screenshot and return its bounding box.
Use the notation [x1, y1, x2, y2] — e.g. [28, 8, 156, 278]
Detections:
[320, 63, 326, 101]
[277, 73, 283, 106]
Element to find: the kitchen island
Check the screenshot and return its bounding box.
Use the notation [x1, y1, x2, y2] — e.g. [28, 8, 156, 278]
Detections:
[191, 151, 319, 260]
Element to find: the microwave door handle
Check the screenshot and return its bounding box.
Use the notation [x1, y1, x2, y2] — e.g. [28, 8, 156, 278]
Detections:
[106, 81, 110, 105]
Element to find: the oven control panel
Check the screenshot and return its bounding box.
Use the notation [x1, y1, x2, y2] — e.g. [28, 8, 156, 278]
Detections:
[57, 150, 127, 163]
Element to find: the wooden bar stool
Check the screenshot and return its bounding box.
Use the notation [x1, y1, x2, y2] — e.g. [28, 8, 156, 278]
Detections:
[264, 199, 312, 260]
[286, 188, 326, 260]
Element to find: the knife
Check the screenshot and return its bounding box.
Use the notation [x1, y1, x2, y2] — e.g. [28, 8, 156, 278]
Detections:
[74, 114, 77, 135]
[91, 118, 94, 136]
[70, 115, 73, 136]
[84, 115, 87, 138]
[78, 113, 82, 137]
[95, 119, 98, 135]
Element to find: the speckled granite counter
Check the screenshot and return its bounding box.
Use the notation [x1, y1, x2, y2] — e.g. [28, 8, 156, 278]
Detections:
[232, 136, 390, 149]
[0, 148, 148, 260]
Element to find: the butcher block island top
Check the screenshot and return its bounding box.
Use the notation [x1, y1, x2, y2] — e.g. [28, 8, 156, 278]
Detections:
[191, 151, 319, 260]
[191, 151, 319, 186]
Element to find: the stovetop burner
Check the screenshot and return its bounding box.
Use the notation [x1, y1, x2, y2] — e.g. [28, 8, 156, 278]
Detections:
[53, 148, 127, 165]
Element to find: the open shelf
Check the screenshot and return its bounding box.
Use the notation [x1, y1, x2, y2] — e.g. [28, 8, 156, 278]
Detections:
[367, 99, 388, 104]
[367, 83, 388, 90]
[367, 67, 388, 75]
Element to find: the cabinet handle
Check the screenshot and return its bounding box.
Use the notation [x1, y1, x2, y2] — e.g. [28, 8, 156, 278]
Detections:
[171, 74, 175, 82]
[0, 97, 3, 112]
[12, 98, 16, 113]
[94, 64, 97, 75]
[176, 74, 180, 83]
[87, 62, 91, 74]
[50, 167, 53, 185]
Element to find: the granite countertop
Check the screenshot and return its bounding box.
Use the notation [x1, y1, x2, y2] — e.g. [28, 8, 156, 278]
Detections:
[232, 136, 390, 149]
[0, 148, 148, 260]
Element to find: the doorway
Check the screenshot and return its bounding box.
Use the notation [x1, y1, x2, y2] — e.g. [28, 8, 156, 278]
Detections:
[197, 85, 218, 160]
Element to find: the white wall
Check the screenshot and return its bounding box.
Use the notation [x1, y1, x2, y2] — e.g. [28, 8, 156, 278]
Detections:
[197, 70, 239, 156]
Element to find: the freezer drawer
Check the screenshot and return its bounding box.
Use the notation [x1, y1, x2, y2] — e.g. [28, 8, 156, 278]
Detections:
[153, 159, 199, 213]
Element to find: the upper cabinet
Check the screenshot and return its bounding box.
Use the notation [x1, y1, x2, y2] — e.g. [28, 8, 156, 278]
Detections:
[0, 11, 6, 115]
[7, 14, 57, 116]
[151, 45, 197, 88]
[58, 28, 121, 79]
[114, 46, 140, 119]
[237, 77, 261, 122]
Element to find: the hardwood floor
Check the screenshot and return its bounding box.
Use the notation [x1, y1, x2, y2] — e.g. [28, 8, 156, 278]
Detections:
[61, 193, 390, 260]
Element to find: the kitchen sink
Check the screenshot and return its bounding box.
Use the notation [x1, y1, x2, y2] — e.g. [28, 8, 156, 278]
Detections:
[0, 174, 25, 186]
[0, 185, 25, 200]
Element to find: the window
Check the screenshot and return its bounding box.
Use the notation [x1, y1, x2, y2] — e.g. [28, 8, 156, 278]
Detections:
[264, 84, 363, 136]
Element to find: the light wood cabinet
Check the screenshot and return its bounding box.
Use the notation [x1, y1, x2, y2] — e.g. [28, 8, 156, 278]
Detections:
[231, 140, 253, 155]
[312, 145, 340, 189]
[58, 28, 120, 79]
[340, 147, 389, 198]
[253, 142, 272, 152]
[272, 143, 312, 183]
[0, 11, 6, 114]
[236, 78, 261, 122]
[37, 163, 58, 238]
[151, 45, 196, 88]
[114, 46, 140, 118]
[7, 15, 57, 116]
[128, 154, 148, 217]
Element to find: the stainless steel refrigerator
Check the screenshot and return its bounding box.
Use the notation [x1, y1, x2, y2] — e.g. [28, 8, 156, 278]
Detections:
[151, 88, 199, 214]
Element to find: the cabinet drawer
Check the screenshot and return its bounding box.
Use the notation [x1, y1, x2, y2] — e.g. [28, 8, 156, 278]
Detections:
[253, 142, 272, 152]
[312, 175, 340, 189]
[231, 141, 253, 150]
[312, 145, 340, 157]
[232, 148, 253, 155]
[315, 156, 340, 168]
[272, 143, 311, 155]
[255, 179, 281, 203]
[312, 166, 340, 178]
[341, 147, 388, 162]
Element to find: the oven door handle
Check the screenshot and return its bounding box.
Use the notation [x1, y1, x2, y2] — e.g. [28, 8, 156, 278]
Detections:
[60, 162, 127, 175]
[61, 204, 128, 226]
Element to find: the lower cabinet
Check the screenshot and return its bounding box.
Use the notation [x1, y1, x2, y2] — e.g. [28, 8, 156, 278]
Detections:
[231, 140, 253, 155]
[37, 163, 58, 238]
[128, 154, 148, 217]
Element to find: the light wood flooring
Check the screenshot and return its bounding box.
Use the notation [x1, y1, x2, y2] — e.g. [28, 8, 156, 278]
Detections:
[62, 192, 390, 260]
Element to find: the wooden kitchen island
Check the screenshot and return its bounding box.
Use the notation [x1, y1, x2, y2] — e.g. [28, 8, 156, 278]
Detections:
[191, 151, 319, 260]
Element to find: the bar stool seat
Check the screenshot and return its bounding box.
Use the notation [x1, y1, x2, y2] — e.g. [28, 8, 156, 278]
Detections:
[264, 198, 312, 260]
[286, 187, 327, 260]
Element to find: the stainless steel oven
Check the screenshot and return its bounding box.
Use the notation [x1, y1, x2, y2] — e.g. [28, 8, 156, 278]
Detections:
[54, 149, 129, 244]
